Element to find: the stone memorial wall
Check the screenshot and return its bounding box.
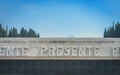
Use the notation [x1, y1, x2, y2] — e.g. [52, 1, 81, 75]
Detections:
[0, 38, 120, 75]
[0, 38, 120, 59]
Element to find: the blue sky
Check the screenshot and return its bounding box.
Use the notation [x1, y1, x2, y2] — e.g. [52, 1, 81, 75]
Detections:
[0, 0, 120, 37]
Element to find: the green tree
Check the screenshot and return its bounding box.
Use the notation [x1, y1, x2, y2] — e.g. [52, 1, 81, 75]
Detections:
[8, 29, 12, 37]
[13, 27, 18, 37]
[111, 24, 115, 37]
[20, 27, 27, 37]
[28, 28, 36, 37]
[4, 25, 8, 37]
[104, 22, 120, 38]
[104, 28, 107, 37]
[0, 23, 40, 37]
[8, 27, 18, 37]
[0, 24, 3, 37]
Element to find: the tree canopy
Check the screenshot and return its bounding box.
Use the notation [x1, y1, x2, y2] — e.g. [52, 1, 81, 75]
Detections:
[0, 24, 39, 37]
[104, 22, 120, 38]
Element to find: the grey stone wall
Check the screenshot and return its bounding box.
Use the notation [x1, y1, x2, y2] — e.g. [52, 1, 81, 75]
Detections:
[0, 60, 119, 75]
[0, 38, 120, 75]
[0, 38, 120, 59]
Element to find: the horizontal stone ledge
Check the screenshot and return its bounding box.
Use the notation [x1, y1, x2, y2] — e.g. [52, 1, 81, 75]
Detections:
[0, 56, 120, 60]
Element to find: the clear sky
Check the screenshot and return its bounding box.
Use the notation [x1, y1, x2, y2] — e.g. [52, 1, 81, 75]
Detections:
[0, 0, 120, 37]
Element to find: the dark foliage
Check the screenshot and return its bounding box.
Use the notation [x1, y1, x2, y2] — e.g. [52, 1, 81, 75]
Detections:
[104, 22, 120, 38]
[0, 24, 39, 37]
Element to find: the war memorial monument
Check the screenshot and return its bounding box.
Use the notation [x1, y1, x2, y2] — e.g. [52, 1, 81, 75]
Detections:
[0, 38, 120, 75]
